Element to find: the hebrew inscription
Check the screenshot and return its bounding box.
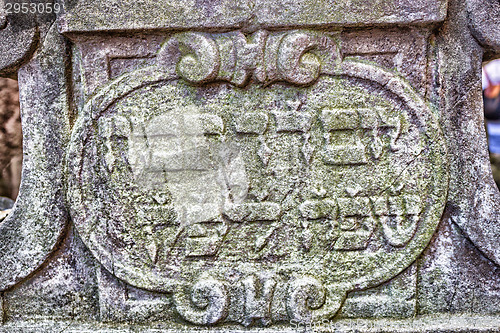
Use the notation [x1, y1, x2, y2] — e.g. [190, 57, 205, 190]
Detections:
[68, 30, 448, 326]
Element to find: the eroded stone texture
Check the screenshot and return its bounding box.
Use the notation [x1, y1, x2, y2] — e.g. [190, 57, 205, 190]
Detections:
[338, 264, 417, 319]
[0, 0, 499, 331]
[467, 0, 500, 60]
[418, 217, 500, 315]
[439, 0, 500, 267]
[3, 226, 99, 322]
[0, 8, 37, 79]
[58, 0, 448, 33]
[67, 29, 448, 326]
[0, 21, 69, 291]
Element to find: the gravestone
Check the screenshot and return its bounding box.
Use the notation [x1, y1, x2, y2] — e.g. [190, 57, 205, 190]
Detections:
[0, 0, 499, 331]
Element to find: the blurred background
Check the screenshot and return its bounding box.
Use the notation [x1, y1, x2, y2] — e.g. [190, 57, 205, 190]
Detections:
[0, 78, 22, 200]
[483, 59, 500, 188]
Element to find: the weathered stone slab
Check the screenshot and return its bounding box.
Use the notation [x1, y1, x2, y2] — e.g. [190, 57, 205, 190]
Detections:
[0, 0, 499, 331]
[3, 226, 99, 322]
[58, 0, 448, 33]
[0, 23, 69, 291]
[338, 264, 417, 319]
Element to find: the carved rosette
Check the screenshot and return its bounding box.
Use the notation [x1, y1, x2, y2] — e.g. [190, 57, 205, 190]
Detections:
[67, 30, 448, 326]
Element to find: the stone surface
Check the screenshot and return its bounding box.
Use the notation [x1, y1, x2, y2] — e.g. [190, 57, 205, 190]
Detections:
[0, 9, 37, 79]
[467, 0, 500, 60]
[0, 0, 499, 331]
[67, 30, 447, 325]
[1, 315, 500, 332]
[338, 264, 418, 319]
[439, 0, 500, 267]
[58, 0, 448, 33]
[3, 225, 99, 322]
[418, 216, 500, 315]
[0, 21, 69, 291]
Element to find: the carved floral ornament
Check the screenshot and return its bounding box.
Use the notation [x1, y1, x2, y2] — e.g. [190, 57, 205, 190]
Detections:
[67, 29, 448, 326]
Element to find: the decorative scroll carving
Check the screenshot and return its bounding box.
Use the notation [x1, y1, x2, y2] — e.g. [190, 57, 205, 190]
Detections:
[242, 275, 277, 326]
[277, 32, 322, 85]
[158, 30, 340, 86]
[286, 277, 326, 323]
[171, 274, 345, 326]
[174, 278, 229, 325]
[173, 32, 220, 84]
[228, 30, 268, 86]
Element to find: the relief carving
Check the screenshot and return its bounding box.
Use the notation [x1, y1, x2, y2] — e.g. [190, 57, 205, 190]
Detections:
[174, 278, 229, 325]
[67, 29, 448, 327]
[158, 30, 340, 86]
[2, 0, 500, 328]
[286, 277, 326, 323]
[172, 32, 220, 84]
[242, 275, 277, 326]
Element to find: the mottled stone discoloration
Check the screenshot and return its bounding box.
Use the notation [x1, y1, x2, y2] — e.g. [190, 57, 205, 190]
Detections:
[0, 22, 69, 292]
[4, 226, 99, 322]
[467, 0, 500, 60]
[439, 0, 500, 267]
[66, 38, 448, 325]
[0, 0, 499, 331]
[58, 0, 448, 33]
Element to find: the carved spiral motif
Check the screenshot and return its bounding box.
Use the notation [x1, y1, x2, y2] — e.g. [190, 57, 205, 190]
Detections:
[68, 31, 448, 326]
[158, 30, 334, 86]
[174, 278, 229, 325]
[277, 32, 322, 85]
[286, 277, 326, 323]
[175, 32, 220, 83]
